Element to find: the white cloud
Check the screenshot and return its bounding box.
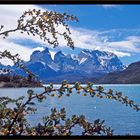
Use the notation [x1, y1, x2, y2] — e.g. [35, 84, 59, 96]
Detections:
[32, 47, 45, 52]
[0, 5, 140, 66]
[0, 38, 33, 65]
[0, 5, 47, 65]
[100, 4, 120, 9]
[0, 5, 42, 31]
[69, 27, 140, 57]
[110, 51, 131, 57]
[107, 36, 140, 53]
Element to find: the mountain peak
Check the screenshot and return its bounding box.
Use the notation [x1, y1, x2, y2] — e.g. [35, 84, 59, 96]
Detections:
[30, 47, 52, 64]
[56, 51, 65, 56]
[42, 47, 49, 53]
[54, 51, 65, 59]
[32, 50, 41, 55]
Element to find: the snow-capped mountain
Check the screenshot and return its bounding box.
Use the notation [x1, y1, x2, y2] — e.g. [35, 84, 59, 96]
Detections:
[76, 49, 125, 74]
[1, 47, 125, 83]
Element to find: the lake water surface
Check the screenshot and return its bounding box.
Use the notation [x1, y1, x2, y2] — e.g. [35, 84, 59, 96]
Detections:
[0, 84, 140, 135]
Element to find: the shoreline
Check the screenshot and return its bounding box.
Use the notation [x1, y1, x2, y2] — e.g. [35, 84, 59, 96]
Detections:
[0, 82, 140, 88]
[0, 81, 43, 88]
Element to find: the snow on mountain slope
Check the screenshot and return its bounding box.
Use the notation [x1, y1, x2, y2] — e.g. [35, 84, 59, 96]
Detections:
[1, 47, 125, 82]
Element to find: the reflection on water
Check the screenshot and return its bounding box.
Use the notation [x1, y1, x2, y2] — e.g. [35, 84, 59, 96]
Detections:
[0, 84, 140, 135]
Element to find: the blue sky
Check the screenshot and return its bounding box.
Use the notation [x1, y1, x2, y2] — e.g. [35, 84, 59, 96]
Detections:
[0, 4, 140, 66]
[41, 4, 140, 30]
[42, 4, 140, 65]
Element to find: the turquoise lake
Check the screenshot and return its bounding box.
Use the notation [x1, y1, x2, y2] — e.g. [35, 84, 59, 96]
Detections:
[0, 84, 140, 135]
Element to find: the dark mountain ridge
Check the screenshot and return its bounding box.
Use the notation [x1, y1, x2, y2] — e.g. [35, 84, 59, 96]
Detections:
[96, 61, 140, 84]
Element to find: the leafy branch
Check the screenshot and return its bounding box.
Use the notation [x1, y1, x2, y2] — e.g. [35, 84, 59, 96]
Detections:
[0, 50, 37, 82]
[0, 80, 139, 136]
[0, 9, 78, 49]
